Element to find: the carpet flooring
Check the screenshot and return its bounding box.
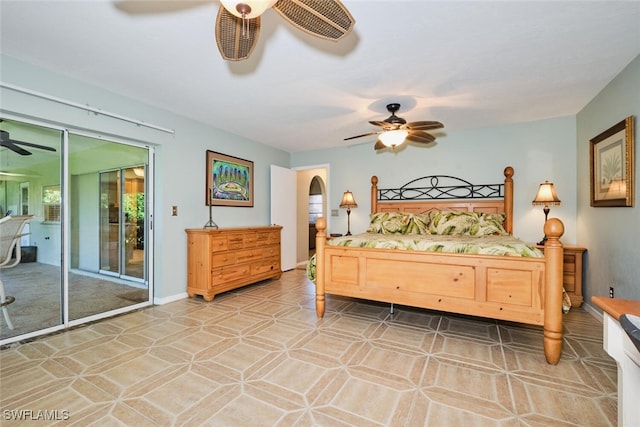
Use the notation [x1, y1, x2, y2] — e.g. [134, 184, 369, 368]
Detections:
[1, 262, 148, 340]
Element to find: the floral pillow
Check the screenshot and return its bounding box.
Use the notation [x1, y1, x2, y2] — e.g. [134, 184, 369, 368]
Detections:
[428, 211, 508, 236]
[367, 212, 430, 235]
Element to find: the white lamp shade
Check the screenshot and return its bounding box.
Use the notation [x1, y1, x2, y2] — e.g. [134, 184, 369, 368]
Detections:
[219, 0, 277, 18]
[378, 130, 408, 147]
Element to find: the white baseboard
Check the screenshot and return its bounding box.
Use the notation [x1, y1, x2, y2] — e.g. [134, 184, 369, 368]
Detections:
[582, 302, 602, 322]
[154, 292, 188, 305]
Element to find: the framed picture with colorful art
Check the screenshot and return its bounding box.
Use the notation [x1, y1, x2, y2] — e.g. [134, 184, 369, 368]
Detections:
[590, 116, 634, 207]
[206, 150, 254, 207]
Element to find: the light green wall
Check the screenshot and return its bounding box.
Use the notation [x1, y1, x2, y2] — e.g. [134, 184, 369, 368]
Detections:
[292, 116, 579, 246]
[0, 54, 290, 300]
[577, 54, 640, 304]
[4, 51, 637, 306]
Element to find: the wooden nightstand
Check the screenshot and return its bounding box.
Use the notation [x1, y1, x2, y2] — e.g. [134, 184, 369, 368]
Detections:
[537, 244, 586, 307]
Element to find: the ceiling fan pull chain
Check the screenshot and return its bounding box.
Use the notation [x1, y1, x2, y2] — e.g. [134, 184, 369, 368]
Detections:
[242, 14, 247, 37]
[236, 3, 251, 38]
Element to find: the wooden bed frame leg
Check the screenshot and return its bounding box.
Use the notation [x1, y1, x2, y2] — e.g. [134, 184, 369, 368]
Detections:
[543, 218, 564, 365]
[315, 217, 327, 318]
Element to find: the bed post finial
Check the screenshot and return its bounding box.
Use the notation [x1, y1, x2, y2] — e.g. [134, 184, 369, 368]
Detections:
[504, 166, 514, 179]
[371, 176, 379, 214]
[543, 217, 564, 365]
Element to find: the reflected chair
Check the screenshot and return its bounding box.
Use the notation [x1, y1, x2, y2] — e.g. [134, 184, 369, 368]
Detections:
[0, 215, 34, 330]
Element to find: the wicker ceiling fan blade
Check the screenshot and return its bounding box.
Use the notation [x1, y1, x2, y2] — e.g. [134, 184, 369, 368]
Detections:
[344, 131, 381, 141]
[215, 6, 260, 61]
[406, 131, 436, 144]
[406, 121, 444, 131]
[273, 0, 355, 41]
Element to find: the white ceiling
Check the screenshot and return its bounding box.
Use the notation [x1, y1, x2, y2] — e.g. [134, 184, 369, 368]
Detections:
[1, 1, 639, 153]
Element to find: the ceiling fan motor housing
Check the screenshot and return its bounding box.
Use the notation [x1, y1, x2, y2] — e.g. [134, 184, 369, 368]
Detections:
[384, 103, 406, 124]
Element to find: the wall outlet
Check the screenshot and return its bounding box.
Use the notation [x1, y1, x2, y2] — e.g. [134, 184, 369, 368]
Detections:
[609, 286, 614, 298]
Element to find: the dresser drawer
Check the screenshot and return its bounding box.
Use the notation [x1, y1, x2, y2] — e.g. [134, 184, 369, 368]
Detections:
[243, 232, 258, 248]
[212, 264, 252, 285]
[210, 236, 228, 252]
[251, 256, 280, 276]
[235, 248, 263, 263]
[212, 251, 236, 267]
[256, 231, 278, 246]
[227, 235, 245, 250]
[263, 245, 279, 258]
[267, 231, 280, 245]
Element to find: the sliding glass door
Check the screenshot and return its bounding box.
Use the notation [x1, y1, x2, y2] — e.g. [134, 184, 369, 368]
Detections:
[68, 134, 151, 321]
[0, 116, 154, 343]
[99, 166, 146, 281]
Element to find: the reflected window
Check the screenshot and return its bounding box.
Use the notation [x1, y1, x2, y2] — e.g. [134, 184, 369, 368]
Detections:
[42, 185, 61, 222]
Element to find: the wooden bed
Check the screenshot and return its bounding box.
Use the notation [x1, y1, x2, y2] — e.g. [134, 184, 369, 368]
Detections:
[314, 166, 566, 364]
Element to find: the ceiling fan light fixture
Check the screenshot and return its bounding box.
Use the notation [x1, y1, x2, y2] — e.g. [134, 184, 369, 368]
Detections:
[379, 129, 408, 148]
[220, 0, 277, 19]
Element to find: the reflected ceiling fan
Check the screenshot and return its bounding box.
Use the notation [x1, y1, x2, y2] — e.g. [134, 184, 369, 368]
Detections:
[0, 130, 57, 156]
[345, 103, 444, 151]
[216, 0, 355, 61]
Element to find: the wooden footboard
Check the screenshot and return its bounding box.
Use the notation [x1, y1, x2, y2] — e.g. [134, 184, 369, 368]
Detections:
[314, 217, 565, 365]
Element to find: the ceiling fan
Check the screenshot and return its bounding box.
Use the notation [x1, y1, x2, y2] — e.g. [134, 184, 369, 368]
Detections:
[216, 0, 355, 61]
[0, 130, 57, 156]
[344, 103, 445, 150]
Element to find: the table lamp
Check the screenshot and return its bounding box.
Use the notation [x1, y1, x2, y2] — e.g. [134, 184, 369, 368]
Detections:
[339, 190, 358, 236]
[532, 180, 561, 245]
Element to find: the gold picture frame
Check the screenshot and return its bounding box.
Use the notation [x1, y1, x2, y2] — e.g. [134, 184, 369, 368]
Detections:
[590, 116, 634, 207]
[206, 150, 254, 207]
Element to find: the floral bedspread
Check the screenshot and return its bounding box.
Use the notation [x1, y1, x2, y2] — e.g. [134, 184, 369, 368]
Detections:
[306, 233, 542, 283]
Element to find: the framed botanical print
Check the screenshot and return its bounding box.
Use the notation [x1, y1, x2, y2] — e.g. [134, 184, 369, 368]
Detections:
[590, 116, 634, 207]
[206, 150, 254, 207]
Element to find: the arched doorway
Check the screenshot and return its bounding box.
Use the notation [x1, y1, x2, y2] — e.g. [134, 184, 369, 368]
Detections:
[308, 176, 324, 254]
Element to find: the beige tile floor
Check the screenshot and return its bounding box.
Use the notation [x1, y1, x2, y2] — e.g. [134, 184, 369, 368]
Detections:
[0, 269, 617, 426]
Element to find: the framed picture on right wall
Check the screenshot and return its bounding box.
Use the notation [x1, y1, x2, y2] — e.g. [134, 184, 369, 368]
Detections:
[590, 116, 634, 207]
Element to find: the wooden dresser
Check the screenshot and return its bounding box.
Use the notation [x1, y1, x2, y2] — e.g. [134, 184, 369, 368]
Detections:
[186, 225, 282, 301]
[537, 244, 586, 307]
